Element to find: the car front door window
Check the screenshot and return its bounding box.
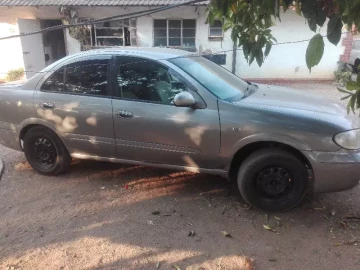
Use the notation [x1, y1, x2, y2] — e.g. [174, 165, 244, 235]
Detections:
[116, 57, 188, 104]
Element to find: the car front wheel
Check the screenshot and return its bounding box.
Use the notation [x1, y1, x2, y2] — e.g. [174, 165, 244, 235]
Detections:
[23, 126, 71, 175]
[237, 148, 308, 212]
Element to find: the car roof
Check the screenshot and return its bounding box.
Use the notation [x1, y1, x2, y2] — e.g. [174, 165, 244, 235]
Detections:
[77, 47, 195, 60]
[41, 47, 196, 72]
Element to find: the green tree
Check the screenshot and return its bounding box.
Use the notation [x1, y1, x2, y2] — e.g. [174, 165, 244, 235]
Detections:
[207, 0, 360, 113]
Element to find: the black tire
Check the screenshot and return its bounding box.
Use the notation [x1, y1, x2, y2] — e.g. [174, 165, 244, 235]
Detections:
[237, 148, 308, 212]
[23, 126, 71, 175]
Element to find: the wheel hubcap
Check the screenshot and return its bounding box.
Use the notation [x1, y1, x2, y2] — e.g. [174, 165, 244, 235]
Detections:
[33, 137, 57, 169]
[255, 167, 294, 199]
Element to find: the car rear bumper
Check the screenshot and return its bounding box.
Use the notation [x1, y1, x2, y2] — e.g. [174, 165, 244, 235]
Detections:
[303, 150, 360, 193]
[0, 128, 22, 151]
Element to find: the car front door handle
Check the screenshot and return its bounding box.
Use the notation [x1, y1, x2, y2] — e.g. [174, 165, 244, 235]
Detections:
[41, 102, 55, 110]
[116, 110, 133, 119]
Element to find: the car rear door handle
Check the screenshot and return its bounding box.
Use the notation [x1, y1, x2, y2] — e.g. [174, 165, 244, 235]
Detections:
[116, 110, 133, 119]
[41, 102, 55, 110]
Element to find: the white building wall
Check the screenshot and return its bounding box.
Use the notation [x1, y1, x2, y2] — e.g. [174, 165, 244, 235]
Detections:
[64, 29, 81, 55]
[0, 6, 345, 80]
[236, 10, 345, 79]
[0, 23, 24, 79]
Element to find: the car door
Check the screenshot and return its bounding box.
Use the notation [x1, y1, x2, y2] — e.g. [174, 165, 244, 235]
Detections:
[111, 56, 220, 169]
[34, 55, 116, 158]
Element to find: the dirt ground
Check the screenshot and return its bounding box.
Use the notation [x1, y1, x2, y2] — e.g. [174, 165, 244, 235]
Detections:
[1, 83, 360, 270]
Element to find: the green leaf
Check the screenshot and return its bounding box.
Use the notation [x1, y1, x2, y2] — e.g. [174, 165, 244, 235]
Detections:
[347, 94, 356, 114]
[256, 49, 264, 67]
[346, 81, 360, 91]
[338, 87, 355, 95]
[295, 0, 301, 15]
[341, 94, 352, 100]
[308, 17, 317, 32]
[243, 42, 251, 60]
[302, 0, 316, 18]
[357, 90, 360, 109]
[306, 34, 325, 71]
[265, 42, 272, 57]
[249, 51, 256, 65]
[282, 0, 293, 12]
[327, 14, 343, 45]
[316, 9, 326, 27]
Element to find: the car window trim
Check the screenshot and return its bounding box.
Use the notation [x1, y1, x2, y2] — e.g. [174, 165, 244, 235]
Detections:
[111, 55, 206, 108]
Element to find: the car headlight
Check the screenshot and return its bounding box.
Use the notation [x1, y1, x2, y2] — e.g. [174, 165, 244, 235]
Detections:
[333, 129, 360, 150]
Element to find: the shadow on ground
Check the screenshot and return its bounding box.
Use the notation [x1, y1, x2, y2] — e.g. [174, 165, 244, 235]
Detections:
[1, 151, 360, 270]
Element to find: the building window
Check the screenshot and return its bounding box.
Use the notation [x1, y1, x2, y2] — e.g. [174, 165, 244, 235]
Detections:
[209, 20, 223, 39]
[153, 19, 196, 48]
[93, 19, 131, 47]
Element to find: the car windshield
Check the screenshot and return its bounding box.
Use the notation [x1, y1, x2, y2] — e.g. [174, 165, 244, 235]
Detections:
[169, 56, 248, 102]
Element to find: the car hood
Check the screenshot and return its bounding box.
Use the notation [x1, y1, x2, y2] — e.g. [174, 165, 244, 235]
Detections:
[237, 84, 345, 115]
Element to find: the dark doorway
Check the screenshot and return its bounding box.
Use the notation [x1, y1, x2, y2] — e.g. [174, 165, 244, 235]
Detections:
[41, 20, 66, 66]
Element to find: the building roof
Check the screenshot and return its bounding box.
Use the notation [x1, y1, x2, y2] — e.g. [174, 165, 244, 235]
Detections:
[0, 0, 207, 6]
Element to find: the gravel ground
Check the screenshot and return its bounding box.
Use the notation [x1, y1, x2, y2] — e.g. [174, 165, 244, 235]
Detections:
[1, 83, 360, 270]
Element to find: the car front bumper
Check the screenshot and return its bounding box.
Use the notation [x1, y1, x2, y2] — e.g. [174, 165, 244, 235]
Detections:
[303, 150, 360, 193]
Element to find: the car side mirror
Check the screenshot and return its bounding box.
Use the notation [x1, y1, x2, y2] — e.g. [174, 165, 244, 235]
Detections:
[173, 92, 196, 107]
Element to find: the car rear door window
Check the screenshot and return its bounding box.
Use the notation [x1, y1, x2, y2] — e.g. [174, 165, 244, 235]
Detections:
[41, 68, 65, 92]
[116, 56, 189, 104]
[41, 59, 109, 96]
[65, 59, 109, 96]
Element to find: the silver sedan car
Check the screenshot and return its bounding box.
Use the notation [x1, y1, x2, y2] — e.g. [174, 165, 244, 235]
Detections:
[0, 48, 359, 211]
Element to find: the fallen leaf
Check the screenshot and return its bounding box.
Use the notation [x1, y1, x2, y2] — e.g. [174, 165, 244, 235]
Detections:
[124, 185, 129, 189]
[263, 225, 278, 233]
[313, 207, 326, 211]
[147, 220, 154, 225]
[263, 225, 273, 230]
[172, 265, 181, 270]
[188, 230, 195, 237]
[274, 216, 281, 220]
[152, 211, 161, 215]
[221, 231, 231, 237]
[100, 187, 105, 190]
[331, 210, 336, 216]
[269, 258, 277, 262]
[156, 261, 160, 269]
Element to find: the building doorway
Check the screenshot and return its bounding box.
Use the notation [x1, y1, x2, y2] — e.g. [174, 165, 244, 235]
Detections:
[41, 20, 66, 66]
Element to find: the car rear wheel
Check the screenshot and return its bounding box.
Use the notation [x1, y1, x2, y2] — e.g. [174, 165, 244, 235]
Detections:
[237, 148, 308, 212]
[23, 126, 71, 175]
